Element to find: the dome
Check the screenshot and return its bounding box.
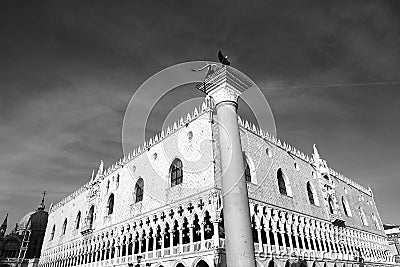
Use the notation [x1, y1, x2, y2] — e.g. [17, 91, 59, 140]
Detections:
[17, 193, 49, 232]
[18, 208, 48, 232]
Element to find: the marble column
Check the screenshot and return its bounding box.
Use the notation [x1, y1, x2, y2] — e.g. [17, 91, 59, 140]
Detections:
[199, 66, 256, 267]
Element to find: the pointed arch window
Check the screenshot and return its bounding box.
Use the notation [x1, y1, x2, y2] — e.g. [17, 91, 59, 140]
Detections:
[135, 178, 144, 203]
[62, 219, 67, 235]
[75, 211, 81, 229]
[88, 205, 95, 228]
[106, 180, 110, 194]
[170, 158, 183, 186]
[107, 194, 114, 215]
[359, 207, 368, 226]
[50, 225, 55, 240]
[372, 213, 380, 230]
[328, 196, 335, 214]
[116, 175, 120, 189]
[245, 163, 251, 182]
[277, 168, 292, 196]
[342, 196, 352, 217]
[307, 182, 315, 205]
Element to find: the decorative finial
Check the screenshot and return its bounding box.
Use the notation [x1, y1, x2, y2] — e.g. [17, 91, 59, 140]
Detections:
[38, 191, 46, 210]
[97, 160, 104, 177]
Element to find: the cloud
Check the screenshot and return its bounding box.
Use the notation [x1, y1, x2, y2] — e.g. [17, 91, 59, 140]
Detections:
[1, 0, 400, 228]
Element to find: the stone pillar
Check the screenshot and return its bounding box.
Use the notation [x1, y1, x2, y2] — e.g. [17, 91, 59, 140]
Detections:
[138, 237, 143, 254]
[200, 222, 205, 249]
[256, 227, 264, 252]
[169, 230, 174, 253]
[153, 234, 157, 252]
[179, 227, 183, 252]
[189, 224, 194, 251]
[145, 236, 150, 252]
[199, 66, 256, 267]
[132, 238, 136, 255]
[263, 220, 271, 253]
[160, 231, 165, 257]
[212, 219, 220, 248]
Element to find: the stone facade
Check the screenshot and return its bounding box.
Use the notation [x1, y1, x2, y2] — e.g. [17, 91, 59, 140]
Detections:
[39, 97, 394, 267]
[384, 225, 400, 264]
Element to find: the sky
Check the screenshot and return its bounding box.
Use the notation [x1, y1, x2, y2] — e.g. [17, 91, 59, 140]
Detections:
[1, 0, 400, 230]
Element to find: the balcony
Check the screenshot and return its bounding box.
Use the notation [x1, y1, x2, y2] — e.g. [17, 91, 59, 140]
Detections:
[330, 214, 346, 227]
[80, 224, 93, 235]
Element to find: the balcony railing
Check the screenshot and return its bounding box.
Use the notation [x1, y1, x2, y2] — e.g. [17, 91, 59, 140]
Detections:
[80, 224, 93, 235]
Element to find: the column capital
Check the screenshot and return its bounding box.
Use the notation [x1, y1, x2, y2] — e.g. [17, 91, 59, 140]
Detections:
[197, 66, 253, 105]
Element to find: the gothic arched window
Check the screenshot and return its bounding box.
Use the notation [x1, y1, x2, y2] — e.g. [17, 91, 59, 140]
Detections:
[328, 196, 334, 214]
[62, 219, 67, 235]
[307, 182, 315, 205]
[372, 213, 380, 230]
[106, 180, 110, 193]
[88, 205, 95, 228]
[116, 175, 120, 189]
[359, 207, 368, 226]
[50, 225, 55, 240]
[170, 158, 183, 186]
[277, 168, 288, 195]
[75, 211, 81, 229]
[245, 163, 251, 182]
[342, 196, 352, 217]
[107, 194, 114, 215]
[135, 178, 144, 203]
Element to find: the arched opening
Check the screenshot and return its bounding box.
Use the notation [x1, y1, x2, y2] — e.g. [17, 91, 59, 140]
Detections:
[218, 210, 225, 239]
[170, 158, 183, 186]
[268, 260, 277, 267]
[148, 228, 154, 251]
[173, 220, 179, 246]
[135, 178, 144, 203]
[243, 153, 256, 183]
[164, 223, 170, 248]
[307, 182, 315, 205]
[50, 224, 55, 240]
[328, 196, 334, 214]
[75, 211, 81, 229]
[116, 174, 120, 188]
[342, 196, 352, 217]
[203, 211, 214, 240]
[359, 207, 368, 226]
[251, 215, 258, 243]
[277, 168, 291, 196]
[176, 263, 185, 267]
[106, 180, 110, 193]
[62, 219, 67, 235]
[195, 260, 209, 267]
[193, 214, 201, 242]
[107, 194, 114, 215]
[155, 225, 162, 250]
[88, 205, 95, 228]
[285, 260, 291, 267]
[182, 218, 190, 244]
[245, 162, 252, 182]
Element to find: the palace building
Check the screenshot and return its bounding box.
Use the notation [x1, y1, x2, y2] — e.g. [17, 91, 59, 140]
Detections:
[39, 67, 394, 267]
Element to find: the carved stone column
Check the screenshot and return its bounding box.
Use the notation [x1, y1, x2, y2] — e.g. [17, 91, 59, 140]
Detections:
[200, 222, 205, 249]
[169, 229, 174, 253]
[152, 234, 157, 252]
[178, 227, 183, 253]
[189, 224, 194, 251]
[199, 66, 256, 267]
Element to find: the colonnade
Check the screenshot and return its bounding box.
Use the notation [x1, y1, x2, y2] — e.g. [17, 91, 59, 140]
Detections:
[39, 195, 392, 267]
